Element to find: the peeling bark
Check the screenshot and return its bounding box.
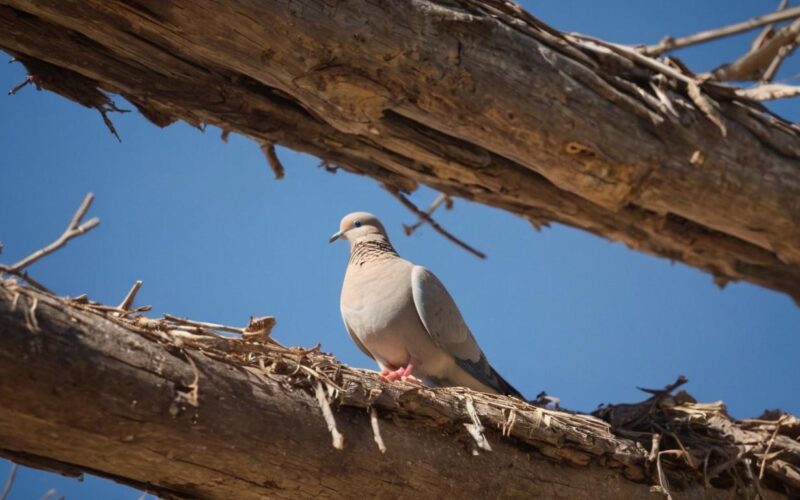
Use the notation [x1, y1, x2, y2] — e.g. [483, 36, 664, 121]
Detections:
[0, 0, 798, 303]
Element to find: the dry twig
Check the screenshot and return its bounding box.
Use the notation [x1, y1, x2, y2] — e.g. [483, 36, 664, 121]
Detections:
[751, 0, 790, 53]
[759, 416, 785, 480]
[118, 280, 143, 312]
[8, 75, 34, 96]
[384, 186, 486, 259]
[1, 193, 99, 276]
[402, 193, 453, 236]
[736, 83, 800, 101]
[0, 464, 17, 500]
[642, 5, 800, 56]
[712, 17, 800, 81]
[163, 314, 244, 335]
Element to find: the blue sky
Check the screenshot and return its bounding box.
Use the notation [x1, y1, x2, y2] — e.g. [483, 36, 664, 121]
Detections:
[1, 1, 799, 498]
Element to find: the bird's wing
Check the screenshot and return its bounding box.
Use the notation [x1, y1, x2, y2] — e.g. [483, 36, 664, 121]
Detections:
[411, 265, 513, 395]
[341, 312, 374, 360]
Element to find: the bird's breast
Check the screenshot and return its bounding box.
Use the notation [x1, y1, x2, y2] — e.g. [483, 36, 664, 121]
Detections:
[340, 259, 423, 365]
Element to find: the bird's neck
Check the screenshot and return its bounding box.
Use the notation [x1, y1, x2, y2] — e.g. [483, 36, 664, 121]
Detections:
[349, 235, 399, 266]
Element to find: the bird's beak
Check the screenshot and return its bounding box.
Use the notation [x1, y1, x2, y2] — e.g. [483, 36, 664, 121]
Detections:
[329, 230, 344, 243]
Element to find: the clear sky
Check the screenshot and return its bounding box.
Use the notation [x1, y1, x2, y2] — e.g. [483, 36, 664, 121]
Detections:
[1, 1, 799, 498]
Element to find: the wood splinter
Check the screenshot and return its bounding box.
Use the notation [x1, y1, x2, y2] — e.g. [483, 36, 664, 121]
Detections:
[314, 380, 344, 450]
[369, 407, 387, 454]
[462, 394, 491, 453]
[260, 142, 285, 180]
[117, 280, 143, 312]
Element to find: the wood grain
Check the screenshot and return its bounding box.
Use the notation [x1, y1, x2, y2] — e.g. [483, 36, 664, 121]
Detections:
[0, 1, 798, 302]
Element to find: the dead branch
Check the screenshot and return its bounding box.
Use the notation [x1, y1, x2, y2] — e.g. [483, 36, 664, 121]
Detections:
[402, 193, 453, 236]
[712, 17, 800, 81]
[642, 5, 800, 56]
[760, 40, 797, 82]
[1, 193, 99, 274]
[0, 280, 795, 498]
[737, 83, 800, 101]
[7, 75, 33, 95]
[385, 186, 486, 259]
[2, 1, 800, 302]
[751, 0, 790, 54]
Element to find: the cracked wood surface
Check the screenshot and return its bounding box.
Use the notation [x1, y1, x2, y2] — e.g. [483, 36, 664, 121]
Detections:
[0, 0, 799, 302]
[0, 281, 785, 499]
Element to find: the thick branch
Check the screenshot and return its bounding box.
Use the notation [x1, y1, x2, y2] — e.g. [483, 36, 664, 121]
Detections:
[0, 1, 799, 302]
[0, 281, 794, 499]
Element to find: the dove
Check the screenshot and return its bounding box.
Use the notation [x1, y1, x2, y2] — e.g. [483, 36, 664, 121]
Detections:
[330, 211, 523, 398]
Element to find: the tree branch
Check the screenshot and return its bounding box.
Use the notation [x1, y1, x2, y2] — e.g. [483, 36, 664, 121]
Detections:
[385, 186, 486, 259]
[0, 280, 796, 498]
[642, 5, 800, 56]
[402, 193, 453, 236]
[3, 193, 99, 273]
[0, 1, 799, 302]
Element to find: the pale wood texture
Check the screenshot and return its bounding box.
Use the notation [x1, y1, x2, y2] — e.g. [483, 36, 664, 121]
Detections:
[1, 1, 799, 301]
[1, 280, 794, 499]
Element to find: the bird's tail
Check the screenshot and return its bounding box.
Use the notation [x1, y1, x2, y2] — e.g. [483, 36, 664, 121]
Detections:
[492, 368, 525, 400]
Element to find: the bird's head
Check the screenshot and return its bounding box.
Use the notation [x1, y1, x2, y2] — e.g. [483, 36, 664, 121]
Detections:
[329, 212, 388, 244]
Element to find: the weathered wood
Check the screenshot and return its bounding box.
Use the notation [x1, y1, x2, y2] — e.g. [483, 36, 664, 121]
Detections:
[0, 285, 716, 498]
[1, 1, 799, 301]
[0, 280, 791, 499]
[0, 282, 792, 498]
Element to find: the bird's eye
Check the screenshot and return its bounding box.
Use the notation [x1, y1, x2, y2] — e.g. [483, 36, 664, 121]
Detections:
[354, 219, 362, 228]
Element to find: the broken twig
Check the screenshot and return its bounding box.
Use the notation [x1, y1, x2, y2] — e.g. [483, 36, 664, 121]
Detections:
[163, 314, 244, 334]
[314, 381, 344, 450]
[385, 186, 486, 259]
[402, 193, 452, 236]
[8, 75, 34, 96]
[260, 143, 285, 180]
[118, 280, 143, 312]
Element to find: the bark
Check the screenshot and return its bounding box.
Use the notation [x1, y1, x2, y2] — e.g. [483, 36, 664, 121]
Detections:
[0, 280, 797, 499]
[1, 1, 799, 302]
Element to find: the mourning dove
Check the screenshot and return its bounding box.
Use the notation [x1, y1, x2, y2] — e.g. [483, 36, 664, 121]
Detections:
[330, 211, 523, 398]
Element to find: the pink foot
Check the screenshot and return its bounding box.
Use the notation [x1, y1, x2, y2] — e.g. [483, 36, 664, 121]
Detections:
[380, 363, 421, 384]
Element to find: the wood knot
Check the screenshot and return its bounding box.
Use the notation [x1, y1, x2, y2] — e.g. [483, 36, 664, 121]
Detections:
[565, 142, 596, 157]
